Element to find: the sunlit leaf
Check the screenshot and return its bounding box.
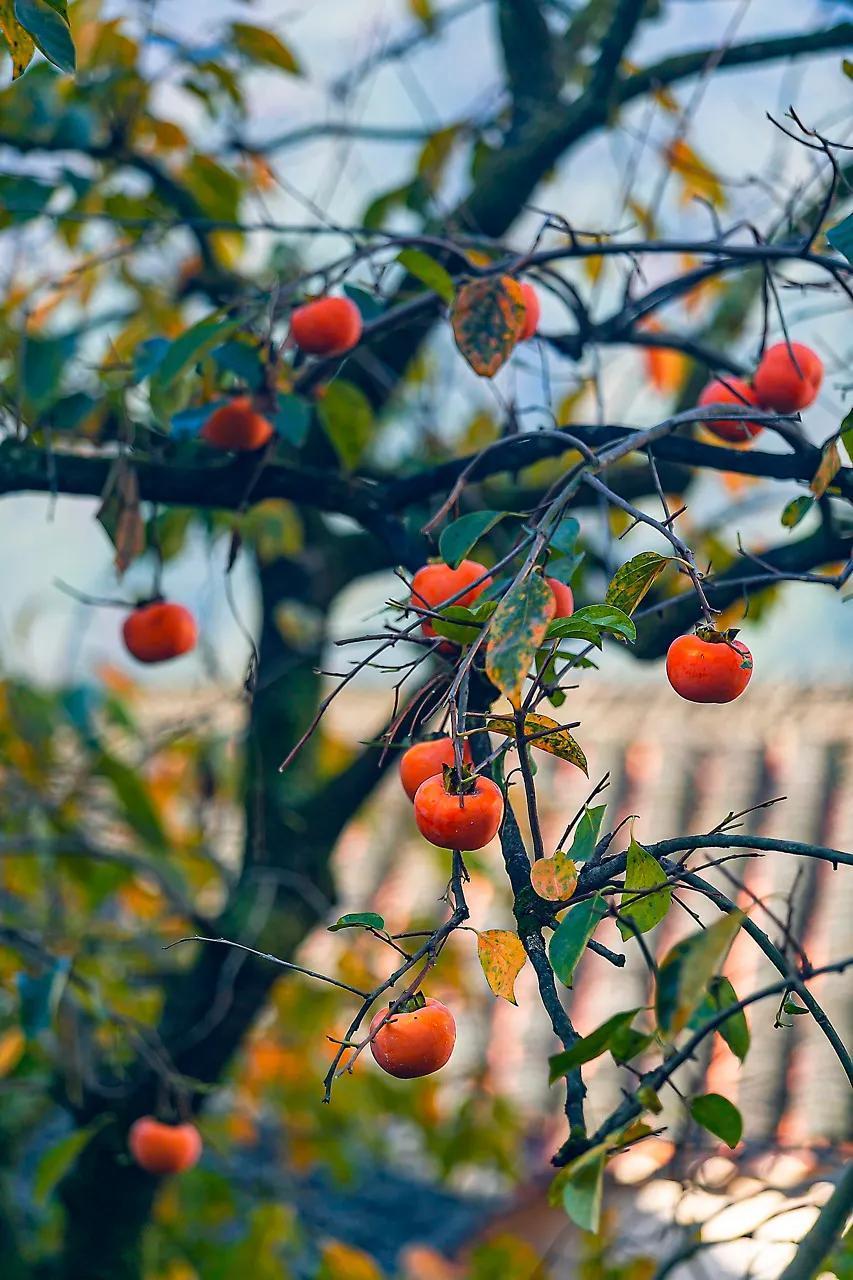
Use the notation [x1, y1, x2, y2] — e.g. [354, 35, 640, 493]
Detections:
[477, 929, 528, 1004]
[655, 911, 744, 1037]
[618, 837, 672, 940]
[485, 574, 555, 707]
[439, 510, 505, 569]
[549, 894, 606, 988]
[690, 1093, 742, 1149]
[781, 495, 814, 529]
[486, 712, 588, 774]
[0, 0, 34, 78]
[397, 248, 455, 304]
[689, 975, 750, 1062]
[571, 604, 636, 643]
[231, 22, 300, 73]
[530, 850, 579, 903]
[548, 1008, 643, 1080]
[451, 275, 526, 377]
[605, 552, 672, 616]
[14, 0, 74, 73]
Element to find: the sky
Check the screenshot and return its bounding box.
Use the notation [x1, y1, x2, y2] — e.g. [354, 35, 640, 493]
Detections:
[1, 0, 851, 690]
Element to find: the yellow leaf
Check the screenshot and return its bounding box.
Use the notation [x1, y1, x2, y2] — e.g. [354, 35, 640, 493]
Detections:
[0, 1027, 24, 1077]
[530, 851, 579, 903]
[665, 139, 726, 209]
[810, 440, 841, 498]
[477, 929, 528, 1004]
[320, 1240, 384, 1280]
[582, 254, 605, 284]
[0, 0, 34, 78]
[644, 345, 688, 395]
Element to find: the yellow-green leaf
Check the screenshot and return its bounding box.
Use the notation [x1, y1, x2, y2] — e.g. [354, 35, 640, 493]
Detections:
[618, 837, 672, 940]
[485, 575, 556, 707]
[549, 1143, 609, 1233]
[231, 22, 300, 74]
[476, 929, 528, 1004]
[530, 850, 579, 903]
[317, 380, 374, 469]
[655, 911, 744, 1037]
[486, 712, 588, 774]
[810, 439, 841, 499]
[0, 0, 34, 77]
[451, 275, 526, 377]
[605, 551, 672, 616]
[690, 1093, 742, 1149]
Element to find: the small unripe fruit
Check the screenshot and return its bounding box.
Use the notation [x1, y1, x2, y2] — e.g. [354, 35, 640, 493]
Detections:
[201, 397, 274, 451]
[291, 297, 363, 356]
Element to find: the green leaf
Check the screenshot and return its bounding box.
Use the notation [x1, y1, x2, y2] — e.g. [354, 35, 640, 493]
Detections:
[274, 394, 311, 448]
[549, 894, 606, 988]
[133, 337, 170, 383]
[548, 1008, 643, 1080]
[710, 976, 750, 1062]
[827, 211, 853, 265]
[343, 284, 384, 323]
[605, 551, 671, 616]
[548, 516, 580, 556]
[429, 604, 483, 646]
[571, 604, 636, 643]
[439, 511, 505, 570]
[95, 753, 167, 850]
[14, 0, 74, 73]
[22, 334, 73, 411]
[0, 174, 52, 223]
[618, 838, 672, 940]
[781, 495, 815, 529]
[397, 248, 456, 304]
[545, 551, 585, 585]
[485, 573, 555, 707]
[840, 406, 853, 466]
[690, 1093, 742, 1149]
[152, 316, 238, 391]
[230, 22, 300, 73]
[18, 958, 70, 1037]
[655, 911, 744, 1037]
[212, 339, 264, 389]
[34, 1119, 109, 1203]
[549, 1145, 608, 1234]
[610, 1026, 654, 1064]
[567, 806, 606, 863]
[544, 616, 603, 648]
[328, 912, 385, 933]
[317, 380, 374, 469]
[486, 713, 588, 774]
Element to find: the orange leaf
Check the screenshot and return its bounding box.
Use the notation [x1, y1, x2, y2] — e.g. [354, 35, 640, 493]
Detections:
[320, 1241, 384, 1280]
[451, 275, 526, 377]
[665, 139, 726, 209]
[0, 1027, 24, 1078]
[644, 345, 688, 395]
[476, 929, 528, 1004]
[530, 851, 579, 903]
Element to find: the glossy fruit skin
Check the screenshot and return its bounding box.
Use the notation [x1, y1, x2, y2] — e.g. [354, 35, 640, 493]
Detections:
[201, 397, 274, 451]
[697, 378, 762, 443]
[122, 602, 198, 665]
[410, 559, 490, 639]
[370, 997, 456, 1079]
[399, 738, 472, 802]
[291, 297, 363, 356]
[545, 577, 574, 618]
[519, 282, 540, 341]
[128, 1117, 202, 1174]
[666, 633, 753, 704]
[413, 774, 503, 850]
[753, 342, 823, 414]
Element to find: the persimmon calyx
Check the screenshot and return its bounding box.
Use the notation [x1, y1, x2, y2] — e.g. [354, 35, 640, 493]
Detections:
[440, 762, 479, 796]
[398, 992, 427, 1014]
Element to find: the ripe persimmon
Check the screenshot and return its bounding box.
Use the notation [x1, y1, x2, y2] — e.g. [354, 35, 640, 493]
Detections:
[519, 282, 540, 341]
[128, 1117, 202, 1174]
[666, 629, 753, 704]
[413, 773, 503, 850]
[697, 378, 762, 443]
[545, 576, 574, 618]
[410, 559, 491, 640]
[122, 602, 198, 664]
[291, 296, 363, 356]
[369, 995, 456, 1079]
[201, 397, 274, 451]
[753, 341, 823, 414]
[399, 737, 472, 802]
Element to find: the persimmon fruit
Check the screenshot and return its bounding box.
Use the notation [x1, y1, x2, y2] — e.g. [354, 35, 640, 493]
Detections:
[291, 296, 363, 356]
[413, 773, 503, 850]
[753, 341, 823, 414]
[201, 397, 274, 451]
[128, 1117, 202, 1174]
[519, 282, 540, 341]
[545, 576, 574, 618]
[666, 630, 753, 704]
[122, 602, 198, 664]
[697, 378, 762, 443]
[410, 559, 491, 640]
[399, 737, 472, 802]
[370, 996, 456, 1079]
